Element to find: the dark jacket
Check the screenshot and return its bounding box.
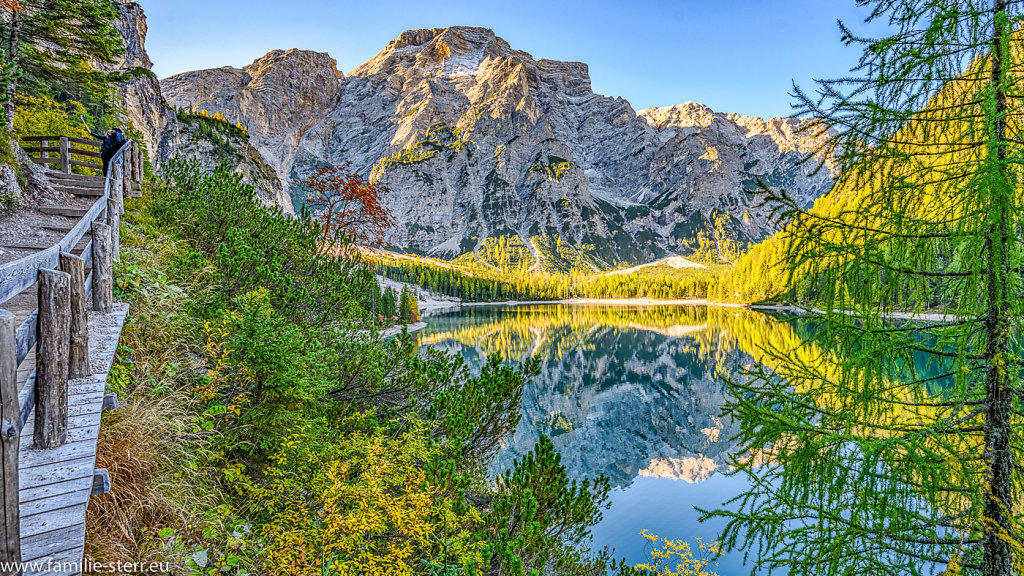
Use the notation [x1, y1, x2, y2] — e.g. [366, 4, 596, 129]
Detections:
[89, 129, 127, 157]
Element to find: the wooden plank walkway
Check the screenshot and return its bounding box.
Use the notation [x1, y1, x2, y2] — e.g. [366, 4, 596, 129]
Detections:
[15, 303, 127, 575]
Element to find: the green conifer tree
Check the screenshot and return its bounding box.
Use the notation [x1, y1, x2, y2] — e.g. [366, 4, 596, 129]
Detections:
[398, 285, 410, 322]
[1, 0, 124, 128]
[708, 2, 1024, 575]
[381, 287, 397, 318]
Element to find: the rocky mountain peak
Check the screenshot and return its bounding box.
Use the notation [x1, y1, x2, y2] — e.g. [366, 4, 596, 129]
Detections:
[245, 48, 342, 82]
[160, 48, 342, 211]
[639, 103, 827, 156]
[726, 113, 822, 154]
[637, 102, 717, 129]
[350, 26, 523, 78]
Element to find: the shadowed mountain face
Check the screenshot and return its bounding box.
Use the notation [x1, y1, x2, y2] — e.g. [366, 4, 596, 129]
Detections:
[159, 27, 835, 269]
[418, 305, 781, 487]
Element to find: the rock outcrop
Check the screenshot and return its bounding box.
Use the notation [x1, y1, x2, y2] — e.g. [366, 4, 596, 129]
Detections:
[161, 26, 833, 266]
[109, 2, 292, 212]
[161, 49, 341, 201]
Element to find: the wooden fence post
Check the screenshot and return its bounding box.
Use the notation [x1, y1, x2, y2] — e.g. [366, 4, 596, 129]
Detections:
[122, 153, 130, 197]
[134, 142, 142, 182]
[107, 171, 121, 264]
[91, 223, 113, 314]
[128, 144, 135, 181]
[59, 136, 70, 175]
[115, 158, 125, 212]
[60, 253, 89, 379]
[0, 310, 21, 569]
[35, 269, 70, 449]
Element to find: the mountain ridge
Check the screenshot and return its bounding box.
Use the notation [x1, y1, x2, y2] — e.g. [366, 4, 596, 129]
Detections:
[156, 26, 836, 270]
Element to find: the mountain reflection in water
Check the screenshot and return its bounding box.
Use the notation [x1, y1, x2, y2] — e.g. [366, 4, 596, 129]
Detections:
[418, 304, 803, 569]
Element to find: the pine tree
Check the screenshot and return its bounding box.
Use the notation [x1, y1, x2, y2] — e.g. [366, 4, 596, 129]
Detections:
[0, 0, 124, 128]
[398, 285, 410, 322]
[380, 287, 397, 318]
[707, 2, 1024, 575]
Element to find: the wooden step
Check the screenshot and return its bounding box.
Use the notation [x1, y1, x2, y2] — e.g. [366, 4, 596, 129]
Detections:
[37, 206, 88, 218]
[52, 184, 104, 198]
[52, 181, 104, 189]
[38, 225, 73, 234]
[46, 173, 104, 184]
[0, 244, 51, 251]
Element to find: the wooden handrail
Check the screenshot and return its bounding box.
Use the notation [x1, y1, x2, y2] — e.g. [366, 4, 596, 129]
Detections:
[70, 159, 103, 171]
[19, 135, 101, 147]
[26, 146, 101, 159]
[65, 136, 103, 147]
[68, 148, 102, 159]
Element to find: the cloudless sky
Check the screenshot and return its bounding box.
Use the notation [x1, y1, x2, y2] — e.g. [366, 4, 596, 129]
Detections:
[138, 0, 880, 119]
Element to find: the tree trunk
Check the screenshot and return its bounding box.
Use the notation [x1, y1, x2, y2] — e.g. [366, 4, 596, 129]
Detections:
[982, 2, 1015, 575]
[3, 7, 19, 131]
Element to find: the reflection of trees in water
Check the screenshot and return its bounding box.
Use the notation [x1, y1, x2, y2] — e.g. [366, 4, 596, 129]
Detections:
[419, 305, 807, 488]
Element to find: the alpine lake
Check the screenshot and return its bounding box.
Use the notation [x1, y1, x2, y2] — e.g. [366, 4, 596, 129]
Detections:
[414, 303, 812, 573]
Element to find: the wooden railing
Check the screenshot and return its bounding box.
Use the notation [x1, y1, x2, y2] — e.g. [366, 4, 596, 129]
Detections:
[19, 135, 143, 182]
[19, 135, 104, 175]
[0, 138, 139, 566]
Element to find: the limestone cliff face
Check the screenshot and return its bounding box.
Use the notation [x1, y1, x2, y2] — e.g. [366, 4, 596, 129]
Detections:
[161, 49, 341, 201]
[637, 103, 832, 216]
[161, 26, 833, 266]
[111, 2, 179, 162]
[110, 2, 292, 212]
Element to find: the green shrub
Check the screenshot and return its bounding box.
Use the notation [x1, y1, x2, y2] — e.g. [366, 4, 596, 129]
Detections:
[156, 158, 377, 325]
[0, 192, 19, 216]
[484, 435, 613, 576]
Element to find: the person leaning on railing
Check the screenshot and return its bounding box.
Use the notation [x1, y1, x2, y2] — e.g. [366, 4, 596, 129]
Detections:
[80, 115, 127, 176]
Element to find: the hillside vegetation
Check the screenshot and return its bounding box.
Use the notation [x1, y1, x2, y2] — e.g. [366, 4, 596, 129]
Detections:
[373, 248, 727, 302]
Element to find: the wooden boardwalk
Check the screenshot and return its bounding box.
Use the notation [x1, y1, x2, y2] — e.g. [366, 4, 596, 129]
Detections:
[0, 136, 143, 574]
[17, 304, 126, 574]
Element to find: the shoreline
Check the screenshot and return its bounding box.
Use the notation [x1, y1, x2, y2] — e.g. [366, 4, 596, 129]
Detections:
[420, 297, 956, 321]
[377, 293, 955, 338]
[458, 297, 715, 308]
[745, 303, 956, 323]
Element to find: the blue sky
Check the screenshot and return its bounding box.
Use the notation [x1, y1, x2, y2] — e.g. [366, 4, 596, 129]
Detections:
[138, 0, 878, 119]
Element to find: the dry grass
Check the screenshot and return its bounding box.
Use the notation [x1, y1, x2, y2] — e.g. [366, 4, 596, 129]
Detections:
[85, 393, 192, 563]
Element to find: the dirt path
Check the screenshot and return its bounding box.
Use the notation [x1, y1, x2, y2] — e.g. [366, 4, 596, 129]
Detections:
[0, 146, 106, 266]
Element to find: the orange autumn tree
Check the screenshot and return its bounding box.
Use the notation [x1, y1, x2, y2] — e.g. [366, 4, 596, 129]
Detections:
[296, 163, 393, 246]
